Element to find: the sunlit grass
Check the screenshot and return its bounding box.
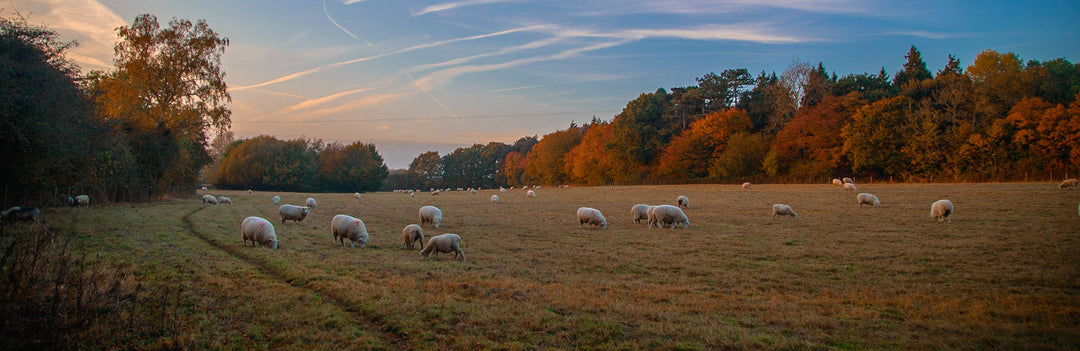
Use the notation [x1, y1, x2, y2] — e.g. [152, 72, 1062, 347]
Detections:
[5, 182, 1078, 349]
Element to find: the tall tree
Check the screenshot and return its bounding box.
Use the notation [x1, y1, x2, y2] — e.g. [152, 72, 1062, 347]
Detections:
[564, 121, 616, 185]
[90, 14, 230, 188]
[609, 89, 676, 182]
[842, 96, 916, 178]
[894, 45, 933, 87]
[408, 151, 444, 190]
[524, 127, 584, 185]
[318, 141, 389, 192]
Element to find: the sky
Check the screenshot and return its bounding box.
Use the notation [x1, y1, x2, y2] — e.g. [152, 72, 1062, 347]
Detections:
[7, 0, 1080, 169]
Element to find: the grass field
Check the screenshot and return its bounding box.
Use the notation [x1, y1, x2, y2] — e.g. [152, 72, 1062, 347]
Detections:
[4, 183, 1079, 349]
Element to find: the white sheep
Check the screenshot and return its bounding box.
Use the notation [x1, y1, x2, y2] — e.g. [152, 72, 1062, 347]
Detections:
[831, 179, 843, 186]
[305, 197, 318, 208]
[930, 199, 953, 222]
[272, 196, 280, 204]
[500, 187, 506, 193]
[843, 183, 857, 191]
[772, 204, 798, 219]
[630, 204, 650, 224]
[577, 207, 607, 229]
[409, 191, 415, 198]
[74, 194, 90, 206]
[241, 216, 278, 249]
[857, 193, 880, 207]
[432, 190, 440, 196]
[677, 195, 689, 208]
[419, 205, 443, 228]
[279, 204, 310, 224]
[217, 196, 232, 204]
[401, 224, 425, 250]
[1059, 179, 1079, 189]
[742, 182, 751, 190]
[491, 195, 499, 204]
[843, 177, 854, 184]
[527, 190, 536, 197]
[354, 192, 361, 199]
[202, 194, 219, 205]
[471, 189, 477, 194]
[331, 214, 369, 248]
[420, 233, 465, 261]
[650, 205, 689, 228]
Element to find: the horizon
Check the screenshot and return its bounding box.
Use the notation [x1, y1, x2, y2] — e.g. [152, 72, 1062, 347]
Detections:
[8, 0, 1080, 169]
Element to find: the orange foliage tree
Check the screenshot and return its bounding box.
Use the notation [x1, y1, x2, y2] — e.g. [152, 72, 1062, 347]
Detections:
[525, 127, 583, 185]
[564, 122, 616, 185]
[654, 109, 753, 181]
[768, 93, 865, 179]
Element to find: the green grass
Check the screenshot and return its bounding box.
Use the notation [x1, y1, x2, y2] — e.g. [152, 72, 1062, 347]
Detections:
[3, 183, 1079, 349]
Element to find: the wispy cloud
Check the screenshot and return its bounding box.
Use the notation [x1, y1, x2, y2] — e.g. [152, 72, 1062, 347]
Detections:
[491, 85, 544, 93]
[232, 24, 551, 91]
[576, 0, 871, 16]
[413, 0, 520, 16]
[281, 87, 376, 113]
[10, 0, 126, 71]
[323, 0, 373, 46]
[285, 92, 412, 121]
[406, 36, 565, 74]
[884, 30, 968, 40]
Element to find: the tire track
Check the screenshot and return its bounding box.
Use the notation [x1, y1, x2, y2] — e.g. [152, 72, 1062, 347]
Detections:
[180, 206, 409, 349]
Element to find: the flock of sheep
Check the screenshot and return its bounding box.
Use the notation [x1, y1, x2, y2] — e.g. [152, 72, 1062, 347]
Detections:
[201, 191, 466, 261]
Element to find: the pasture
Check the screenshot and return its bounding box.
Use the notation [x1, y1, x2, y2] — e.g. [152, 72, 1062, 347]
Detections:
[4, 183, 1079, 349]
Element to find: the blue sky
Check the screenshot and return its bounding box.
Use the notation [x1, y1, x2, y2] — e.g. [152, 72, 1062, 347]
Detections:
[9, 0, 1080, 168]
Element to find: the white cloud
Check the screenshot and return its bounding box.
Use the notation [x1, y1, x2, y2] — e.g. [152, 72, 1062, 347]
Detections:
[413, 0, 520, 16]
[8, 0, 126, 72]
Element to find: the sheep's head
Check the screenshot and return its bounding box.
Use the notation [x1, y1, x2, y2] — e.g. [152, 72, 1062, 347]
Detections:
[270, 239, 279, 250]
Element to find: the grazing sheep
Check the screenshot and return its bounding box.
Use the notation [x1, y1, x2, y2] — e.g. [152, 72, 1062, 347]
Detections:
[410, 191, 415, 198]
[217, 196, 232, 204]
[742, 182, 751, 190]
[843, 177, 854, 184]
[419, 205, 443, 228]
[272, 196, 280, 204]
[74, 195, 90, 207]
[843, 183, 857, 191]
[930, 199, 954, 222]
[577, 207, 607, 229]
[471, 189, 477, 194]
[279, 204, 310, 224]
[305, 197, 318, 208]
[202, 194, 219, 205]
[857, 193, 881, 207]
[331, 214, 369, 248]
[248, 189, 253, 194]
[772, 204, 798, 219]
[420, 233, 465, 261]
[831, 179, 843, 186]
[401, 224, 424, 250]
[630, 204, 650, 224]
[677, 195, 689, 208]
[1059, 179, 1079, 189]
[1, 206, 39, 223]
[354, 192, 361, 199]
[491, 195, 499, 204]
[500, 187, 506, 193]
[527, 190, 536, 197]
[649, 205, 689, 229]
[241, 216, 278, 249]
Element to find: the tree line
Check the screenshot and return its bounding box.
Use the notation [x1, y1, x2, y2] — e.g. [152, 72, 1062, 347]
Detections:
[390, 46, 1080, 189]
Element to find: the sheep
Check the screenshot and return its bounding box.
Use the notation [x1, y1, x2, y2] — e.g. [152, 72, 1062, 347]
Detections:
[491, 195, 499, 204]
[305, 197, 318, 208]
[401, 224, 424, 250]
[1059, 179, 1079, 189]
[471, 189, 477, 194]
[742, 182, 751, 190]
[831, 179, 843, 186]
[202, 194, 219, 205]
[577, 207, 607, 229]
[432, 190, 441, 196]
[217, 196, 232, 204]
[279, 204, 310, 224]
[857, 193, 881, 207]
[930, 199, 953, 222]
[420, 233, 465, 261]
[527, 190, 536, 198]
[331, 214, 370, 248]
[843, 183, 857, 191]
[1, 206, 39, 223]
[248, 189, 253, 194]
[241, 216, 278, 249]
[354, 192, 361, 199]
[772, 204, 798, 219]
[630, 204, 650, 224]
[74, 195, 90, 207]
[677, 195, 689, 208]
[410, 191, 415, 198]
[843, 177, 854, 184]
[419, 205, 443, 228]
[500, 187, 506, 193]
[649, 205, 689, 229]
[272, 196, 280, 204]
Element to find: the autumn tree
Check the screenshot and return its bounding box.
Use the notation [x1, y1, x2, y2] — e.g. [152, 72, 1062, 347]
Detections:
[1000, 96, 1080, 174]
[318, 141, 389, 192]
[408, 151, 444, 190]
[768, 93, 865, 179]
[564, 121, 616, 185]
[609, 89, 676, 182]
[213, 136, 320, 191]
[967, 49, 1032, 124]
[442, 142, 509, 189]
[654, 109, 753, 181]
[842, 96, 916, 178]
[525, 127, 583, 185]
[90, 14, 230, 188]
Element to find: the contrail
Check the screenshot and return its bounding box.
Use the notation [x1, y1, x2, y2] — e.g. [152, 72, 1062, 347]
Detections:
[323, 0, 373, 47]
